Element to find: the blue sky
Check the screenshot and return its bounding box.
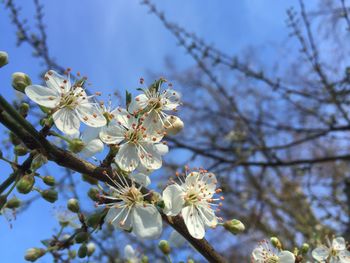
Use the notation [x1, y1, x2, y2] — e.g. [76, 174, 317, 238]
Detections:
[0, 0, 300, 262]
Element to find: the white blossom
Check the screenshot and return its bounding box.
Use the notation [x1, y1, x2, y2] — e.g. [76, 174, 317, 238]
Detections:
[162, 169, 221, 239]
[251, 240, 295, 263]
[25, 70, 106, 135]
[99, 107, 168, 172]
[312, 237, 350, 263]
[102, 172, 162, 239]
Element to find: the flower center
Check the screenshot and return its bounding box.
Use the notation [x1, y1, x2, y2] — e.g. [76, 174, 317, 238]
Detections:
[330, 248, 338, 257]
[148, 98, 163, 111]
[121, 186, 143, 206]
[60, 88, 85, 109]
[266, 255, 279, 263]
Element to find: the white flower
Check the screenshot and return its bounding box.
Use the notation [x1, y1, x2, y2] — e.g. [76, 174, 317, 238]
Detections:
[162, 169, 221, 239]
[312, 237, 350, 263]
[129, 172, 151, 187]
[99, 107, 168, 172]
[124, 245, 140, 263]
[25, 70, 106, 134]
[69, 127, 104, 157]
[251, 240, 295, 263]
[129, 83, 181, 134]
[102, 172, 162, 239]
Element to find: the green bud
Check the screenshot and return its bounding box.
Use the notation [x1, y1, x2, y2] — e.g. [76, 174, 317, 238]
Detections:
[82, 173, 98, 185]
[158, 240, 171, 255]
[86, 242, 96, 256]
[75, 232, 89, 243]
[68, 250, 76, 259]
[223, 219, 245, 235]
[87, 188, 100, 201]
[6, 196, 21, 209]
[12, 72, 32, 93]
[187, 260, 195, 263]
[24, 248, 46, 262]
[67, 198, 80, 213]
[14, 145, 28, 156]
[10, 132, 21, 145]
[141, 256, 149, 263]
[78, 244, 88, 258]
[17, 174, 35, 194]
[0, 195, 7, 209]
[43, 176, 55, 186]
[19, 103, 30, 117]
[41, 189, 58, 203]
[301, 243, 309, 254]
[87, 212, 102, 229]
[0, 51, 9, 68]
[68, 139, 85, 153]
[270, 237, 282, 249]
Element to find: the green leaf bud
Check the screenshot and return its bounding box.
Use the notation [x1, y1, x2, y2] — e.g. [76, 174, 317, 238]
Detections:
[14, 145, 28, 156]
[19, 103, 30, 117]
[87, 188, 100, 201]
[78, 243, 88, 258]
[0, 51, 9, 68]
[12, 72, 32, 93]
[75, 232, 89, 243]
[301, 243, 309, 254]
[223, 219, 245, 235]
[17, 174, 35, 194]
[158, 240, 171, 255]
[270, 237, 282, 249]
[42, 176, 55, 186]
[24, 248, 46, 262]
[67, 198, 80, 213]
[41, 189, 58, 203]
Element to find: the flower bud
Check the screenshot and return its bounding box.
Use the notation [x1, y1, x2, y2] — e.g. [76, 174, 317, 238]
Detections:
[14, 145, 28, 156]
[301, 243, 309, 254]
[41, 189, 58, 203]
[223, 219, 245, 235]
[6, 196, 21, 209]
[78, 244, 88, 258]
[270, 237, 282, 249]
[141, 256, 149, 263]
[68, 139, 85, 153]
[43, 176, 55, 186]
[87, 188, 100, 201]
[12, 72, 32, 93]
[0, 51, 9, 68]
[19, 103, 30, 117]
[158, 240, 171, 255]
[67, 198, 80, 213]
[164, 115, 184, 135]
[87, 212, 103, 229]
[24, 248, 46, 262]
[82, 173, 98, 185]
[86, 242, 96, 256]
[17, 174, 35, 194]
[75, 232, 89, 243]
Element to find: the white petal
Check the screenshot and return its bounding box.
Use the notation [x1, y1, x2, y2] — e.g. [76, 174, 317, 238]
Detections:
[115, 143, 139, 172]
[169, 230, 186, 248]
[129, 173, 151, 187]
[333, 237, 346, 251]
[185, 172, 200, 186]
[312, 246, 330, 262]
[201, 172, 217, 197]
[278, 251, 295, 263]
[339, 250, 350, 263]
[99, 122, 125, 144]
[81, 139, 104, 157]
[197, 205, 217, 227]
[25, 85, 60, 108]
[45, 70, 70, 94]
[81, 127, 100, 142]
[115, 108, 135, 128]
[161, 89, 181, 111]
[138, 143, 162, 170]
[252, 247, 268, 262]
[124, 245, 136, 260]
[182, 205, 205, 239]
[128, 94, 149, 114]
[105, 206, 132, 230]
[132, 204, 162, 239]
[52, 108, 80, 135]
[142, 111, 164, 140]
[75, 103, 107, 127]
[162, 184, 184, 216]
[154, 143, 169, 155]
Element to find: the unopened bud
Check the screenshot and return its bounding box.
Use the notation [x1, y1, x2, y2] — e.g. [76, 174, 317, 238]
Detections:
[19, 103, 30, 117]
[82, 173, 98, 185]
[158, 240, 171, 255]
[12, 72, 32, 93]
[24, 248, 46, 262]
[17, 174, 35, 194]
[270, 237, 282, 249]
[14, 145, 28, 156]
[301, 243, 309, 254]
[87, 212, 102, 229]
[86, 242, 96, 256]
[223, 219, 245, 235]
[68, 139, 85, 153]
[78, 244, 88, 258]
[87, 188, 99, 201]
[41, 189, 58, 203]
[0, 51, 9, 68]
[43, 176, 55, 186]
[75, 232, 89, 243]
[141, 256, 149, 263]
[6, 196, 21, 209]
[164, 115, 184, 135]
[67, 198, 80, 213]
